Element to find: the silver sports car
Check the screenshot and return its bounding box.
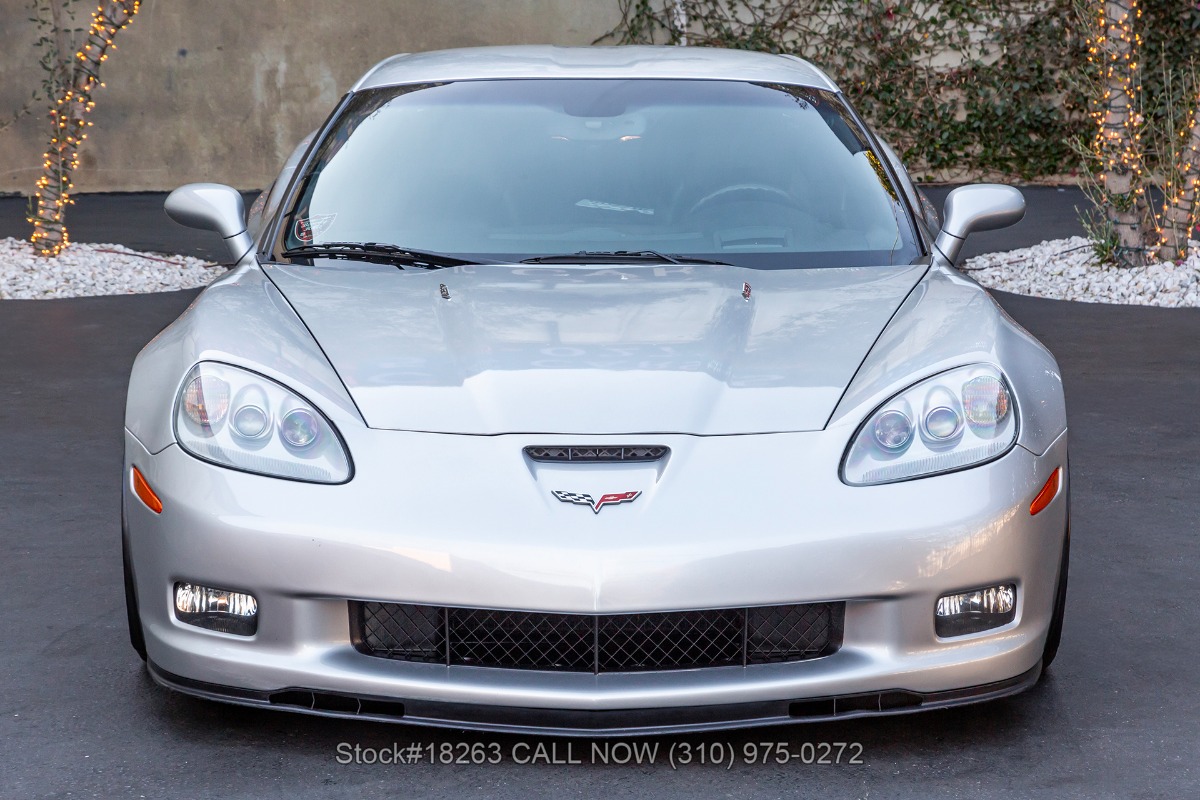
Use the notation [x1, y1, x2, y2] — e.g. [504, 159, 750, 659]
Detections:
[124, 45, 1069, 736]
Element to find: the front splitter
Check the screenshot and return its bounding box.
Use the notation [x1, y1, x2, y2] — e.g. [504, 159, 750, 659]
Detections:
[146, 659, 1042, 738]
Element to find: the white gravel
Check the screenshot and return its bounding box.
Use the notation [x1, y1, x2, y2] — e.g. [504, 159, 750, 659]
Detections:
[2, 234, 1199, 306]
[963, 236, 1200, 307]
[0, 237, 221, 299]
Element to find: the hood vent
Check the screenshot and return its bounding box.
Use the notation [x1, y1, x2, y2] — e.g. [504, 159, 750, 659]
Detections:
[524, 445, 669, 463]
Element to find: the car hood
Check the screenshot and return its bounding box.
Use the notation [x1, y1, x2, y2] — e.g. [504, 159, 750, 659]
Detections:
[263, 260, 927, 435]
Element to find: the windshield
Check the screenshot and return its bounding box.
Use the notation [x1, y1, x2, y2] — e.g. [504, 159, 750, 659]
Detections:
[278, 79, 921, 269]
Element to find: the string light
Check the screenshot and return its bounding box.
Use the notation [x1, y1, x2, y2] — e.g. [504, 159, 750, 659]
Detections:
[30, 1, 141, 257]
[1088, 2, 1143, 188]
[1086, 0, 1200, 262]
[1156, 88, 1200, 259]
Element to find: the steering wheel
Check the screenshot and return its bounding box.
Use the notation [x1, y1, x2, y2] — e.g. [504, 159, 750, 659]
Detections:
[687, 183, 802, 217]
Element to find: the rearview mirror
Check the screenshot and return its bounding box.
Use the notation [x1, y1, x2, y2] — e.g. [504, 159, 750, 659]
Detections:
[164, 183, 254, 263]
[934, 184, 1025, 265]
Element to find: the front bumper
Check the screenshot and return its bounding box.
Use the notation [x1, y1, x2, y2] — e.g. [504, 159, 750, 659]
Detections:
[124, 425, 1068, 735]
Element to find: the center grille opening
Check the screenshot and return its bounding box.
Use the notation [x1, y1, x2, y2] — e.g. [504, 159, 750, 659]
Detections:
[352, 602, 843, 673]
[523, 446, 669, 463]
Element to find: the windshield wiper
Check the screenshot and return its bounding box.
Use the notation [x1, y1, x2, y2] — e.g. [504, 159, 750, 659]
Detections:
[519, 250, 732, 266]
[282, 242, 483, 270]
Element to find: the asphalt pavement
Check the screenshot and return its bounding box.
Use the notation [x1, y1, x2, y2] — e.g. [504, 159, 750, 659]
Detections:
[1, 191, 1196, 799]
[0, 186, 1087, 263]
[0, 191, 261, 262]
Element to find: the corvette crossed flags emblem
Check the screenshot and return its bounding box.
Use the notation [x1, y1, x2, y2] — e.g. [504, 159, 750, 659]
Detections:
[552, 490, 641, 514]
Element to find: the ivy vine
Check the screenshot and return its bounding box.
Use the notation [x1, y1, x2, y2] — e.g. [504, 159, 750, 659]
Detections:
[600, 1, 1200, 182]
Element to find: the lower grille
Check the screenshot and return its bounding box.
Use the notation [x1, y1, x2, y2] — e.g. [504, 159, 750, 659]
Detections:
[353, 601, 843, 673]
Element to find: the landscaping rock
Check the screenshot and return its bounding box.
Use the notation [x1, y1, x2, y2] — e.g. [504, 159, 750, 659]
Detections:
[4, 234, 1199, 306]
[963, 236, 1200, 307]
[0, 237, 220, 299]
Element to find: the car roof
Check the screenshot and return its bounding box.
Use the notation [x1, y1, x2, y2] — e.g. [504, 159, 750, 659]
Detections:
[351, 45, 839, 92]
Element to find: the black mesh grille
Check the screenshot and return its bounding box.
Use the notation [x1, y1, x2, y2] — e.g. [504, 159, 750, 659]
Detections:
[354, 602, 843, 673]
[597, 609, 744, 671]
[523, 446, 669, 463]
[747, 604, 840, 663]
[360, 602, 444, 663]
[450, 608, 595, 671]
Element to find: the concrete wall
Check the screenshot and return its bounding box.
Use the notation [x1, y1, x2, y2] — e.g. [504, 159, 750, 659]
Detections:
[0, 0, 622, 193]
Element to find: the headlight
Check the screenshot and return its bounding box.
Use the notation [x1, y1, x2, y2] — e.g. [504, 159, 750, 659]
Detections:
[842, 364, 1016, 486]
[174, 362, 351, 483]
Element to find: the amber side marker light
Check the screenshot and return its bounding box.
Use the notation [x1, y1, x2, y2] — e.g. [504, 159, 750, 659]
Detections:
[1029, 467, 1062, 516]
[132, 466, 163, 514]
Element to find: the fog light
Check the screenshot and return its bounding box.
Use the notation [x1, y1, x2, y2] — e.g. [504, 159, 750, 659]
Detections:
[935, 584, 1015, 637]
[174, 582, 258, 635]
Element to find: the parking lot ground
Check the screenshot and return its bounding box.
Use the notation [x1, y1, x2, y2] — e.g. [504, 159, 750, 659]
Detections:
[0, 191, 1195, 799]
[0, 185, 1087, 262]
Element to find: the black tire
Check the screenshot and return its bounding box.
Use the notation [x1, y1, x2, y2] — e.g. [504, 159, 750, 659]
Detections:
[1041, 522, 1069, 671]
[123, 520, 148, 662]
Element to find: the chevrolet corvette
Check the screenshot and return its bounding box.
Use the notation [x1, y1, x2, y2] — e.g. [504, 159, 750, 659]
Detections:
[123, 45, 1069, 735]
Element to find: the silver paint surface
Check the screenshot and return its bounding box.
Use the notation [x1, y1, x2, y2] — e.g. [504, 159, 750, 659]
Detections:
[934, 184, 1027, 264]
[262, 260, 928, 435]
[164, 183, 254, 262]
[127, 45, 1069, 729]
[125, 427, 1067, 708]
[352, 45, 839, 92]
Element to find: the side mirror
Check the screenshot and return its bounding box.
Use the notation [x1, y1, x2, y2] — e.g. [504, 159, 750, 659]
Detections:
[164, 183, 254, 263]
[934, 184, 1025, 265]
